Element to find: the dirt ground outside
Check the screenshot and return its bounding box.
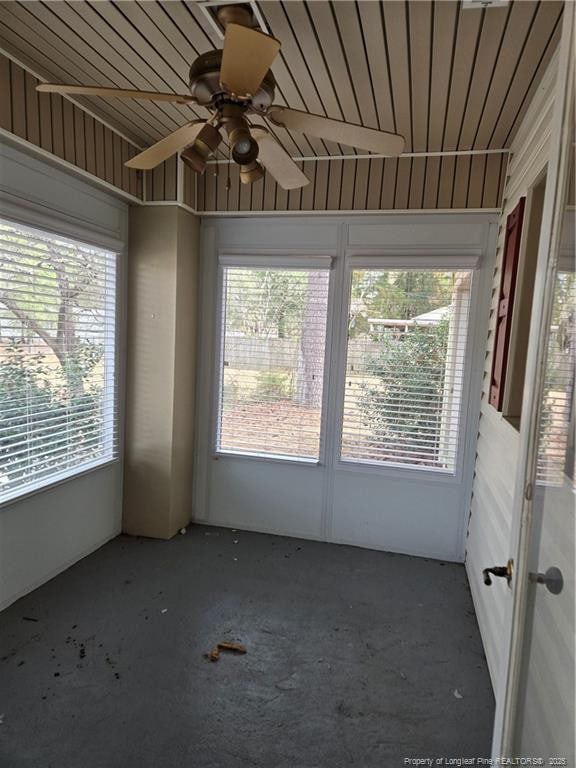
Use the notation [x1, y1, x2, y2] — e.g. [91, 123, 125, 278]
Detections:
[219, 400, 323, 458]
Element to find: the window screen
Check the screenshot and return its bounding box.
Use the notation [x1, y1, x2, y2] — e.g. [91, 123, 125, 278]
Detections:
[537, 265, 576, 485]
[0, 219, 118, 502]
[341, 269, 472, 472]
[217, 266, 330, 460]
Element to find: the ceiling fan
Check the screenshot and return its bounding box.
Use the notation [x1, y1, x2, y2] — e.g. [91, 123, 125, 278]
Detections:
[36, 4, 405, 190]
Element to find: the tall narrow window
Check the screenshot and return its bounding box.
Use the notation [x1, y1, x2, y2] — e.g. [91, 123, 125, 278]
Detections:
[216, 263, 330, 460]
[341, 269, 472, 472]
[0, 219, 118, 502]
[537, 260, 576, 485]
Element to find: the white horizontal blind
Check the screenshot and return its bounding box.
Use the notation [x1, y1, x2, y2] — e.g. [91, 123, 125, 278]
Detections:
[341, 269, 472, 472]
[0, 219, 118, 502]
[536, 266, 575, 485]
[217, 266, 330, 460]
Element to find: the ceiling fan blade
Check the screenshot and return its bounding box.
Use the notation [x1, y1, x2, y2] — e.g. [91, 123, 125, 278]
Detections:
[220, 24, 281, 99]
[125, 121, 206, 170]
[36, 83, 196, 104]
[251, 127, 309, 190]
[267, 107, 405, 156]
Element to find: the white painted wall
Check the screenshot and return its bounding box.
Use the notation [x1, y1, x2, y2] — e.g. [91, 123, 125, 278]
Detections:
[0, 140, 127, 610]
[194, 213, 497, 563]
[465, 53, 559, 693]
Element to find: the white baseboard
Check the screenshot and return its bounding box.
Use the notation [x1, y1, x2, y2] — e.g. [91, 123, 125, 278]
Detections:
[0, 528, 120, 612]
[192, 516, 464, 563]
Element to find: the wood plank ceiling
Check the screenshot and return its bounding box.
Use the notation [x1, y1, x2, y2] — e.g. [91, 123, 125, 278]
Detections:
[0, 0, 563, 152]
[0, 0, 563, 211]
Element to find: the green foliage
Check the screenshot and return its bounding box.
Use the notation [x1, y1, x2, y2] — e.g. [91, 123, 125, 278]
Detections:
[349, 270, 454, 338]
[0, 224, 112, 492]
[359, 319, 449, 464]
[60, 340, 104, 398]
[225, 269, 308, 339]
[254, 370, 291, 401]
[0, 341, 103, 490]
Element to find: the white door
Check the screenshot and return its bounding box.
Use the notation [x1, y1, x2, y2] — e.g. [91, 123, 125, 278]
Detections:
[492, 5, 574, 758]
[514, 227, 575, 757]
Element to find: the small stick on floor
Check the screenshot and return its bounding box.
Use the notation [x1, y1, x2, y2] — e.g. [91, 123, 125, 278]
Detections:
[204, 641, 247, 662]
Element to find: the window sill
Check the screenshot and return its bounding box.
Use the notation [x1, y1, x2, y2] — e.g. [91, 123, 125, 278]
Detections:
[503, 414, 521, 432]
[0, 456, 121, 510]
[336, 458, 460, 484]
[213, 450, 320, 468]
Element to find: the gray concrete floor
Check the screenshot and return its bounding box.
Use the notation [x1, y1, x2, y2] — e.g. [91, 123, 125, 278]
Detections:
[0, 526, 494, 767]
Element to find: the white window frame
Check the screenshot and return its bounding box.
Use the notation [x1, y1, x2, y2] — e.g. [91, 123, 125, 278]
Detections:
[212, 251, 335, 466]
[0, 214, 124, 507]
[210, 249, 481, 481]
[332, 252, 481, 483]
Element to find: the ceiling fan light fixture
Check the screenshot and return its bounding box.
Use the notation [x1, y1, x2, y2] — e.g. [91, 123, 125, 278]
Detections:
[239, 160, 264, 184]
[231, 134, 259, 165]
[181, 123, 222, 174]
[181, 146, 208, 174]
[223, 107, 260, 165]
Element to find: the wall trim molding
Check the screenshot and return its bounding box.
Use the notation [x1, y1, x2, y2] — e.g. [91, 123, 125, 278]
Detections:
[0, 130, 143, 206]
[207, 148, 511, 165]
[200, 207, 502, 217]
[2, 133, 507, 219]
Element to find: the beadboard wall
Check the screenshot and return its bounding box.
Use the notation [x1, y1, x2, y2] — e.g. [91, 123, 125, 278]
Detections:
[0, 51, 508, 214]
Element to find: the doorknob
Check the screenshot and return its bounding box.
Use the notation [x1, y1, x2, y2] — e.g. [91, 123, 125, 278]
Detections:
[483, 558, 513, 586]
[529, 566, 564, 595]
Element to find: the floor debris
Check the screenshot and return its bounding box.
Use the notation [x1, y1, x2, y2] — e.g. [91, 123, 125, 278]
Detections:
[22, 617, 38, 623]
[453, 689, 463, 699]
[205, 641, 247, 662]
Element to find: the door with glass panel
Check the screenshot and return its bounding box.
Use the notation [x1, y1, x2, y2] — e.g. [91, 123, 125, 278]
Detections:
[330, 262, 476, 559]
[511, 190, 575, 761]
[207, 255, 332, 540]
[492, 12, 574, 754]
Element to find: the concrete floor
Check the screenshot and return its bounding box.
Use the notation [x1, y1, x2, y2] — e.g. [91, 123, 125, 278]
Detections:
[0, 526, 494, 767]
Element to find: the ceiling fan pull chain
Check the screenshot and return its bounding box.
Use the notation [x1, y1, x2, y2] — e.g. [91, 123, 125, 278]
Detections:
[226, 141, 232, 192]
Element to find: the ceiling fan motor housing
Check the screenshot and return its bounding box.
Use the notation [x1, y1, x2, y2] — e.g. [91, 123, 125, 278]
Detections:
[188, 50, 276, 113]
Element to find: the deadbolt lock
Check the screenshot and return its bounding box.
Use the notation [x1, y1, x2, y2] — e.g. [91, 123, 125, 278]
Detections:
[483, 558, 514, 587]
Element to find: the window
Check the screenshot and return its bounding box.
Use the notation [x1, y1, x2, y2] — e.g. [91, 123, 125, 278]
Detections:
[216, 262, 330, 460]
[341, 269, 472, 472]
[537, 261, 576, 485]
[0, 219, 118, 502]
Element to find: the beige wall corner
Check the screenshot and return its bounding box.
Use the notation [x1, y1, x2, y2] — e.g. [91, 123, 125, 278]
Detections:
[123, 205, 200, 539]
